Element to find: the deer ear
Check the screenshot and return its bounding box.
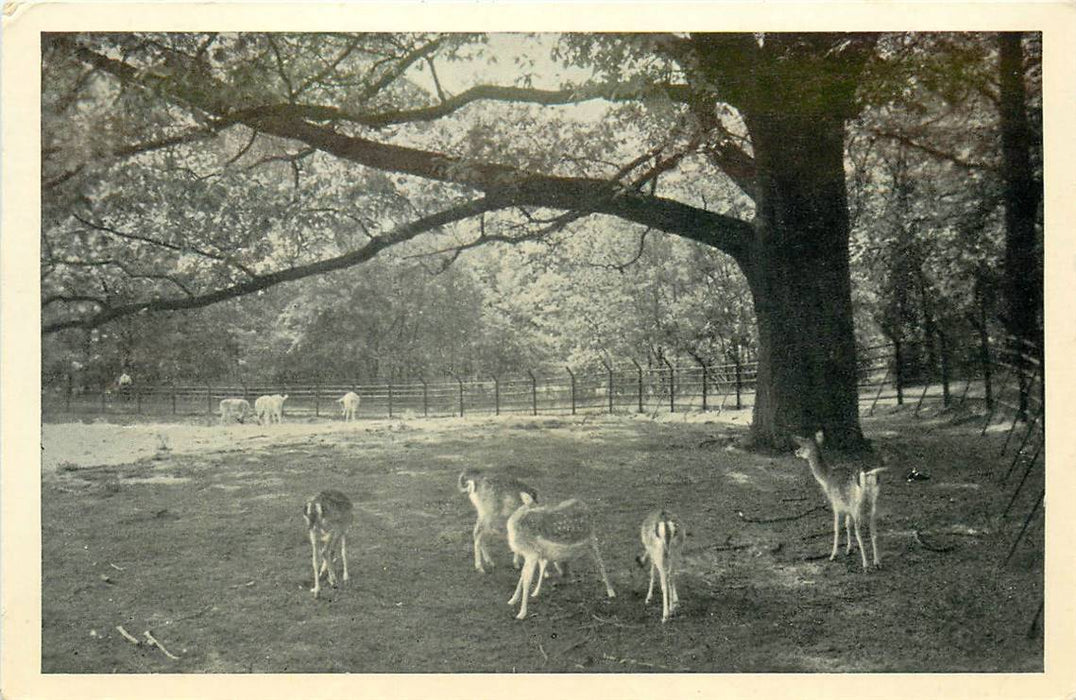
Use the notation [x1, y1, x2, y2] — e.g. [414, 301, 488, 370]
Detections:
[519, 491, 536, 506]
[814, 430, 825, 445]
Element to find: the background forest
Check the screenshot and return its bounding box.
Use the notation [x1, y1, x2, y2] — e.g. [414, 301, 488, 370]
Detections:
[41, 33, 1041, 400]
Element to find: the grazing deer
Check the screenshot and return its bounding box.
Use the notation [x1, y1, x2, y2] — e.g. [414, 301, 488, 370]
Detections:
[303, 490, 354, 598]
[637, 509, 685, 622]
[791, 431, 886, 570]
[506, 494, 615, 620]
[458, 469, 538, 573]
[337, 391, 361, 421]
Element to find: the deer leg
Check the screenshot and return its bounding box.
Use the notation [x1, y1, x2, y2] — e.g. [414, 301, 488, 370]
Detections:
[472, 521, 487, 573]
[658, 554, 671, 622]
[845, 516, 853, 554]
[870, 502, 881, 566]
[515, 558, 539, 619]
[530, 559, 548, 598]
[340, 533, 349, 584]
[645, 560, 657, 604]
[852, 518, 869, 570]
[309, 530, 321, 598]
[323, 538, 338, 586]
[830, 510, 841, 560]
[591, 540, 616, 598]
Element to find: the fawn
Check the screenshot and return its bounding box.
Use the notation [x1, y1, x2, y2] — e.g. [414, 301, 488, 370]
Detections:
[637, 509, 686, 622]
[303, 490, 354, 598]
[506, 494, 616, 620]
[791, 431, 886, 570]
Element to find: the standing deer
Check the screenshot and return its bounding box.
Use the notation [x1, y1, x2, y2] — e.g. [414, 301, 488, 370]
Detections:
[506, 494, 615, 620]
[637, 509, 685, 622]
[458, 469, 537, 573]
[303, 490, 354, 598]
[791, 431, 886, 570]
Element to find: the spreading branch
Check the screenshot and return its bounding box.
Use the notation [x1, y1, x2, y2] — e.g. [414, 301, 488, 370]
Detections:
[56, 36, 755, 262]
[43, 197, 502, 333]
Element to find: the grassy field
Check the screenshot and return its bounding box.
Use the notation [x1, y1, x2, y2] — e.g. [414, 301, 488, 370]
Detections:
[40, 407, 1043, 673]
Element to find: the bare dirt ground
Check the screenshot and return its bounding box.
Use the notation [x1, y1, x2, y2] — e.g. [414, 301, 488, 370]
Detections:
[40, 406, 1043, 673]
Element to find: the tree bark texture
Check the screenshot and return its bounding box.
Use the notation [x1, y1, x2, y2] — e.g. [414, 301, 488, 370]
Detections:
[740, 111, 867, 451]
[999, 31, 1043, 420]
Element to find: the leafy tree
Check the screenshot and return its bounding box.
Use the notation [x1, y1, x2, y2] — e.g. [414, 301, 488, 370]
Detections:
[40, 32, 1034, 450]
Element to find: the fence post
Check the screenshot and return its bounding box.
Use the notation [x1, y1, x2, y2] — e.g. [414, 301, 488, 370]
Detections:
[492, 375, 500, 416]
[978, 329, 993, 411]
[66, 372, 73, 412]
[527, 370, 538, 416]
[913, 380, 931, 417]
[894, 340, 904, 405]
[565, 367, 576, 415]
[601, 359, 614, 414]
[695, 357, 708, 412]
[388, 380, 394, 418]
[939, 331, 951, 407]
[868, 368, 891, 417]
[171, 382, 177, 415]
[734, 348, 743, 410]
[662, 357, 675, 413]
[315, 377, 320, 418]
[631, 359, 644, 413]
[421, 377, 429, 417]
[135, 386, 142, 414]
[454, 374, 464, 417]
[206, 384, 212, 416]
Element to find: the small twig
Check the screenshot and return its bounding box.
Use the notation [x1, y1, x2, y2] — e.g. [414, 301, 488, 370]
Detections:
[115, 625, 140, 645]
[143, 630, 180, 660]
[737, 505, 825, 524]
[708, 542, 751, 552]
[108, 562, 126, 571]
[913, 530, 957, 553]
[780, 496, 808, 503]
[229, 580, 256, 588]
[537, 642, 548, 662]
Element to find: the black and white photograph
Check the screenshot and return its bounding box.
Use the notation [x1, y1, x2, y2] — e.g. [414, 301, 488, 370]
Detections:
[3, 2, 1075, 698]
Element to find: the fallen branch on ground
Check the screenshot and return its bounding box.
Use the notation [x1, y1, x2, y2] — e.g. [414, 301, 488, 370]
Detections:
[737, 505, 825, 524]
[115, 625, 140, 645]
[913, 530, 957, 553]
[143, 630, 180, 660]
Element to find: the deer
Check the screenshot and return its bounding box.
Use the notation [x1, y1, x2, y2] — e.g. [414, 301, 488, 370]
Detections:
[637, 509, 685, 622]
[506, 494, 615, 620]
[791, 431, 887, 570]
[458, 469, 543, 573]
[303, 490, 354, 598]
[337, 391, 361, 421]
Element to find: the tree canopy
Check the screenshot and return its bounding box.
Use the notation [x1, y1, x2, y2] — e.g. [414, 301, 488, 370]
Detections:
[40, 31, 1042, 449]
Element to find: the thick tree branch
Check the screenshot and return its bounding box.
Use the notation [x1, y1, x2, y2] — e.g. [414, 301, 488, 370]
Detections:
[43, 197, 501, 333]
[52, 37, 757, 296]
[70, 213, 257, 278]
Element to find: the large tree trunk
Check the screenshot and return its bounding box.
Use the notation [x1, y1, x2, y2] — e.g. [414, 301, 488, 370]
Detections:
[999, 32, 1043, 420]
[741, 111, 867, 452]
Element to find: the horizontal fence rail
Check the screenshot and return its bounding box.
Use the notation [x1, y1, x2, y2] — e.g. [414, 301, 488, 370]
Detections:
[42, 334, 1041, 426]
